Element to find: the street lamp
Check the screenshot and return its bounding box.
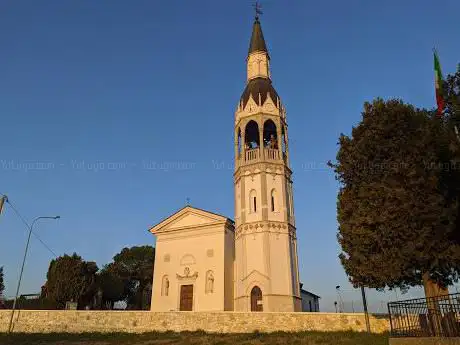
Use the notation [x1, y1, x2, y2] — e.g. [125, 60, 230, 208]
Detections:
[8, 216, 60, 333]
[336, 285, 344, 313]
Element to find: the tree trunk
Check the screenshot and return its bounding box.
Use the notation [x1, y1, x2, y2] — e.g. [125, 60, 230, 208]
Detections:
[422, 272, 448, 298]
[422, 272, 449, 336]
[137, 282, 146, 310]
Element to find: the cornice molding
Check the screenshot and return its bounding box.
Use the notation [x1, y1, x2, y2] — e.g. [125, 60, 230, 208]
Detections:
[234, 163, 292, 181]
[234, 221, 297, 239]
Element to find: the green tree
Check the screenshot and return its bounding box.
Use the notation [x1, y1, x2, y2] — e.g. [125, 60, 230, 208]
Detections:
[97, 263, 125, 309]
[444, 68, 460, 124]
[0, 266, 4, 297]
[43, 253, 99, 309]
[111, 246, 155, 310]
[330, 98, 460, 297]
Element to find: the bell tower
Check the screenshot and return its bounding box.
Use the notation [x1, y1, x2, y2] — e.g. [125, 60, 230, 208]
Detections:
[233, 14, 301, 312]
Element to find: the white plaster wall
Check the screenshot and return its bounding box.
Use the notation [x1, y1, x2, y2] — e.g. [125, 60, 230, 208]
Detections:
[268, 232, 290, 294]
[235, 181, 241, 227]
[245, 232, 266, 278]
[244, 173, 262, 223]
[265, 171, 285, 222]
[224, 227, 235, 311]
[151, 225, 227, 312]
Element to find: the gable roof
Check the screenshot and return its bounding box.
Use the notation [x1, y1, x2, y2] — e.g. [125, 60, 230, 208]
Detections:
[299, 283, 320, 298]
[148, 205, 234, 235]
[300, 289, 321, 299]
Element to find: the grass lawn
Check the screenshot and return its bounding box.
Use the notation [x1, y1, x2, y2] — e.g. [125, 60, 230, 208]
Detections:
[0, 331, 389, 345]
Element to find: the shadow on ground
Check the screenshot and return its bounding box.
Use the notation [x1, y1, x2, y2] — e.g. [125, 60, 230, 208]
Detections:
[0, 330, 389, 345]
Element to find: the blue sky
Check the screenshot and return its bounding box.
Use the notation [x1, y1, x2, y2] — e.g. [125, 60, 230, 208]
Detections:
[1, 0, 459, 312]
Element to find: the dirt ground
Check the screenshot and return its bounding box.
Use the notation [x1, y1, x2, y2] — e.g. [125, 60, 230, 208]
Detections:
[0, 331, 389, 345]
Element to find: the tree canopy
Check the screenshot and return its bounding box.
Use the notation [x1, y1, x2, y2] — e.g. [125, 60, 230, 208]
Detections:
[111, 246, 155, 310]
[39, 246, 155, 310]
[42, 253, 98, 309]
[97, 263, 125, 309]
[330, 97, 460, 296]
[444, 68, 460, 122]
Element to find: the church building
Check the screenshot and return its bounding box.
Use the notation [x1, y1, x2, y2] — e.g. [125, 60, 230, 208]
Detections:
[149, 14, 313, 313]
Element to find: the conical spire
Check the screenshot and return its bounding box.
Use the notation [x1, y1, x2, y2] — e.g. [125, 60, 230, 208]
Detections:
[248, 17, 268, 55]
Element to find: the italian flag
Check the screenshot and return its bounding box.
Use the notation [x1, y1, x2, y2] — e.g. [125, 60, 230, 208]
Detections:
[434, 51, 445, 116]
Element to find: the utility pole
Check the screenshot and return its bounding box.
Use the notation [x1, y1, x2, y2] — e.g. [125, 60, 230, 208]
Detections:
[0, 195, 7, 215]
[361, 286, 371, 333]
[336, 285, 344, 312]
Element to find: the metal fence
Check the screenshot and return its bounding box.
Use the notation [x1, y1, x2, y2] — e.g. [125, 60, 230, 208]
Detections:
[388, 293, 460, 337]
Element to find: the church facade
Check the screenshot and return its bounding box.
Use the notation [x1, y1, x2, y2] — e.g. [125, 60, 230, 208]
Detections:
[150, 15, 303, 312]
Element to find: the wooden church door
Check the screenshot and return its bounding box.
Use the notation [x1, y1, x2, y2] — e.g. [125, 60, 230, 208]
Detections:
[250, 286, 263, 312]
[180, 285, 193, 311]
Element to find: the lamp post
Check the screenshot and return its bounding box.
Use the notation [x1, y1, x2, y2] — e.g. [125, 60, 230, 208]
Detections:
[8, 216, 60, 333]
[336, 285, 344, 313]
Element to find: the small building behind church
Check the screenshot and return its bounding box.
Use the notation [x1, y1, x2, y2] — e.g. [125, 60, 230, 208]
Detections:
[300, 284, 320, 312]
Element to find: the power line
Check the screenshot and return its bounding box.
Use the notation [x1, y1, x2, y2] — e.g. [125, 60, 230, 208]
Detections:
[5, 198, 58, 258]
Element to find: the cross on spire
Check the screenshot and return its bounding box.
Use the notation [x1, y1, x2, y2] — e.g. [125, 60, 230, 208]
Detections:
[253, 1, 263, 19]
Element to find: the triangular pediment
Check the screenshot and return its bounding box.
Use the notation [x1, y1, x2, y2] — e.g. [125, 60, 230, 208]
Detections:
[242, 269, 270, 282]
[149, 206, 231, 234]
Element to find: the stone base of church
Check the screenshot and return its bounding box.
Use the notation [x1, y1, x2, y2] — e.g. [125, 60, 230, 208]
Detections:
[234, 294, 302, 312]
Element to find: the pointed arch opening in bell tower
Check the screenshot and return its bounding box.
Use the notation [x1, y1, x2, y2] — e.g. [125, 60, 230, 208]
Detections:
[263, 119, 277, 148]
[263, 119, 279, 160]
[244, 120, 260, 162]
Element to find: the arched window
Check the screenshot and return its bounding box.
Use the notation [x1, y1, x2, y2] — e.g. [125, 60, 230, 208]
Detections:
[161, 275, 169, 296]
[250, 286, 263, 312]
[249, 190, 257, 213]
[263, 119, 277, 149]
[271, 189, 277, 212]
[245, 120, 260, 149]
